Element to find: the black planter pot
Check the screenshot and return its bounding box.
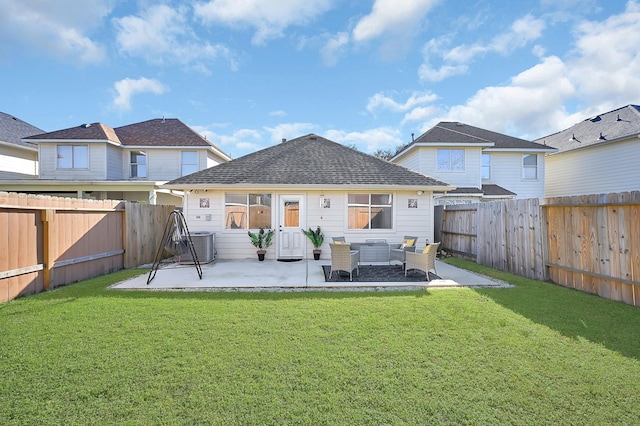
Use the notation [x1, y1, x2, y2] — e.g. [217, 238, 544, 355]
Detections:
[257, 251, 266, 261]
[313, 250, 321, 260]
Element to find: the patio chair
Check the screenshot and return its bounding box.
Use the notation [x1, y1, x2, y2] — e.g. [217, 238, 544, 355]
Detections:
[329, 243, 360, 281]
[389, 235, 418, 267]
[332, 236, 346, 243]
[405, 242, 440, 281]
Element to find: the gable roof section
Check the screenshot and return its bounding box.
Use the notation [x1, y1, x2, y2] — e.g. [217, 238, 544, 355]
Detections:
[394, 121, 555, 160]
[25, 122, 120, 144]
[165, 134, 452, 188]
[115, 118, 215, 148]
[533, 104, 640, 154]
[0, 112, 44, 150]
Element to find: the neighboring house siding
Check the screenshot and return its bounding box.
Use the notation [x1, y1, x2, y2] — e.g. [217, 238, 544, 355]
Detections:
[147, 149, 182, 180]
[0, 145, 37, 175]
[38, 143, 107, 180]
[545, 139, 640, 197]
[486, 152, 546, 199]
[397, 147, 481, 189]
[206, 151, 226, 168]
[184, 189, 435, 260]
[106, 144, 123, 180]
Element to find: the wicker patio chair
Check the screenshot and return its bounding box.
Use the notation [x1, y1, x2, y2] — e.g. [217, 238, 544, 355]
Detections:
[389, 235, 418, 267]
[329, 243, 360, 281]
[405, 242, 440, 281]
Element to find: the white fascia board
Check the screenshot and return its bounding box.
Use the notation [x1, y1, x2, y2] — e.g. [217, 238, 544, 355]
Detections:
[162, 183, 457, 192]
[483, 147, 557, 153]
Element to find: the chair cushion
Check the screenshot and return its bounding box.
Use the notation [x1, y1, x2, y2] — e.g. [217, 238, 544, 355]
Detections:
[422, 245, 430, 254]
[401, 238, 416, 248]
[334, 241, 348, 245]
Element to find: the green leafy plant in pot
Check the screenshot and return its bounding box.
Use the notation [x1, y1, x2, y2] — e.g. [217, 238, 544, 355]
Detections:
[302, 226, 324, 260]
[248, 228, 274, 261]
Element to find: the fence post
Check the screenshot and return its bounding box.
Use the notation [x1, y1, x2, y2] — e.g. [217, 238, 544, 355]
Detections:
[41, 209, 56, 290]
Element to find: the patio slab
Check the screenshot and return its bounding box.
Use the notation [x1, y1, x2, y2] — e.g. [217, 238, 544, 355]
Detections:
[110, 259, 511, 292]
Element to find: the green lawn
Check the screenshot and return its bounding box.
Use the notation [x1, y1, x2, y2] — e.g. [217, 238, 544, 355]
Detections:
[1, 261, 639, 425]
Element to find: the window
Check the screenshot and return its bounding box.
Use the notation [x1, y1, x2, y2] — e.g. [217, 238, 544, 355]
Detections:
[348, 193, 393, 229]
[225, 193, 272, 230]
[437, 149, 464, 171]
[522, 154, 538, 179]
[481, 153, 491, 179]
[181, 151, 198, 176]
[57, 145, 88, 169]
[130, 150, 147, 178]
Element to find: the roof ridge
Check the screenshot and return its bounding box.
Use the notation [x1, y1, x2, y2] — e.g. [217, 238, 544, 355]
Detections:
[434, 122, 494, 143]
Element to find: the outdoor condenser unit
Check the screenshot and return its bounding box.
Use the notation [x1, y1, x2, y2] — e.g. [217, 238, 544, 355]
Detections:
[178, 231, 215, 264]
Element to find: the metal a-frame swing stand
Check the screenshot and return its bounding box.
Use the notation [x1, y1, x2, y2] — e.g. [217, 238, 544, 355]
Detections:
[147, 209, 202, 285]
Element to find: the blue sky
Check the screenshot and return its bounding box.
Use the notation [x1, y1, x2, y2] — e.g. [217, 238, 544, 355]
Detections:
[1, 0, 639, 158]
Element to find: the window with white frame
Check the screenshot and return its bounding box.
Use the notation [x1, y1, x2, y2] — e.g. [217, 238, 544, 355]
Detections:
[225, 193, 272, 230]
[437, 149, 464, 171]
[522, 154, 538, 179]
[130, 150, 147, 178]
[348, 193, 393, 229]
[481, 153, 491, 179]
[181, 151, 198, 176]
[57, 145, 88, 169]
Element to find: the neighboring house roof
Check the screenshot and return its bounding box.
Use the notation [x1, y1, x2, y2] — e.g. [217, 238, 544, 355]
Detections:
[0, 112, 44, 150]
[24, 118, 230, 159]
[165, 133, 453, 189]
[533, 104, 640, 154]
[445, 184, 516, 197]
[393, 121, 555, 159]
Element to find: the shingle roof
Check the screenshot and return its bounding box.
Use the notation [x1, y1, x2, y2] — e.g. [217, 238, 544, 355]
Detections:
[24, 122, 120, 143]
[23, 118, 225, 151]
[533, 104, 640, 153]
[446, 184, 515, 197]
[115, 118, 214, 147]
[0, 112, 44, 149]
[166, 134, 452, 188]
[395, 121, 554, 158]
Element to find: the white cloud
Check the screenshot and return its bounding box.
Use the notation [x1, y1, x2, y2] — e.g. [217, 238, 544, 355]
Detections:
[367, 91, 438, 114]
[0, 0, 108, 64]
[320, 32, 350, 67]
[112, 77, 168, 111]
[264, 123, 317, 143]
[194, 0, 334, 45]
[114, 4, 232, 72]
[352, 0, 439, 42]
[269, 110, 287, 117]
[419, 14, 545, 82]
[324, 127, 403, 153]
[425, 1, 640, 138]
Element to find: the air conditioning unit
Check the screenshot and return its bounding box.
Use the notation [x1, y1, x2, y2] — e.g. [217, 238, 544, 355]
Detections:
[178, 231, 215, 264]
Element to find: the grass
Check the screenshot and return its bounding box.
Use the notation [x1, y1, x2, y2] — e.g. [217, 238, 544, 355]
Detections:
[1, 263, 639, 425]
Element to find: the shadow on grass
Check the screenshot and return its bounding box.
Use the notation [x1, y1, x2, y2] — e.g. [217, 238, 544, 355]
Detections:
[442, 258, 640, 361]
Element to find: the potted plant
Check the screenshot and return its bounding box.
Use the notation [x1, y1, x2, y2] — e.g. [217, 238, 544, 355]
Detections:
[248, 228, 274, 261]
[302, 226, 324, 260]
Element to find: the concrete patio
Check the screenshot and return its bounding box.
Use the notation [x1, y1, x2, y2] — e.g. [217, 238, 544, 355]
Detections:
[110, 258, 511, 292]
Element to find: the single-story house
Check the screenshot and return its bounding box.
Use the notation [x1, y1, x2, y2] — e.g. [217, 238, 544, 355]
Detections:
[164, 134, 454, 260]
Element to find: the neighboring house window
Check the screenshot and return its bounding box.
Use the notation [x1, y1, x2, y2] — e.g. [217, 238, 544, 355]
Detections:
[348, 194, 393, 229]
[130, 151, 147, 178]
[181, 151, 198, 176]
[522, 154, 538, 179]
[481, 153, 491, 179]
[57, 145, 88, 169]
[437, 149, 464, 171]
[225, 193, 272, 230]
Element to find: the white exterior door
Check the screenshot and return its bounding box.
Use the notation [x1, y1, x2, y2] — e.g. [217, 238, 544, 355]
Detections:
[278, 195, 305, 259]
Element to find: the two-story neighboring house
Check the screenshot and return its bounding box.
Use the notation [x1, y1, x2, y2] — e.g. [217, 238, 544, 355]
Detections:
[2, 118, 230, 205]
[391, 122, 557, 205]
[534, 104, 640, 198]
[0, 112, 44, 179]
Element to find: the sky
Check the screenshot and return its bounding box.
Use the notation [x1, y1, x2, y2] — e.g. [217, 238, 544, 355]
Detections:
[1, 0, 639, 158]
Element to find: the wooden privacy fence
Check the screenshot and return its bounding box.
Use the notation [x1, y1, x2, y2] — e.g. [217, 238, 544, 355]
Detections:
[438, 192, 640, 307]
[544, 192, 640, 307]
[0, 192, 174, 302]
